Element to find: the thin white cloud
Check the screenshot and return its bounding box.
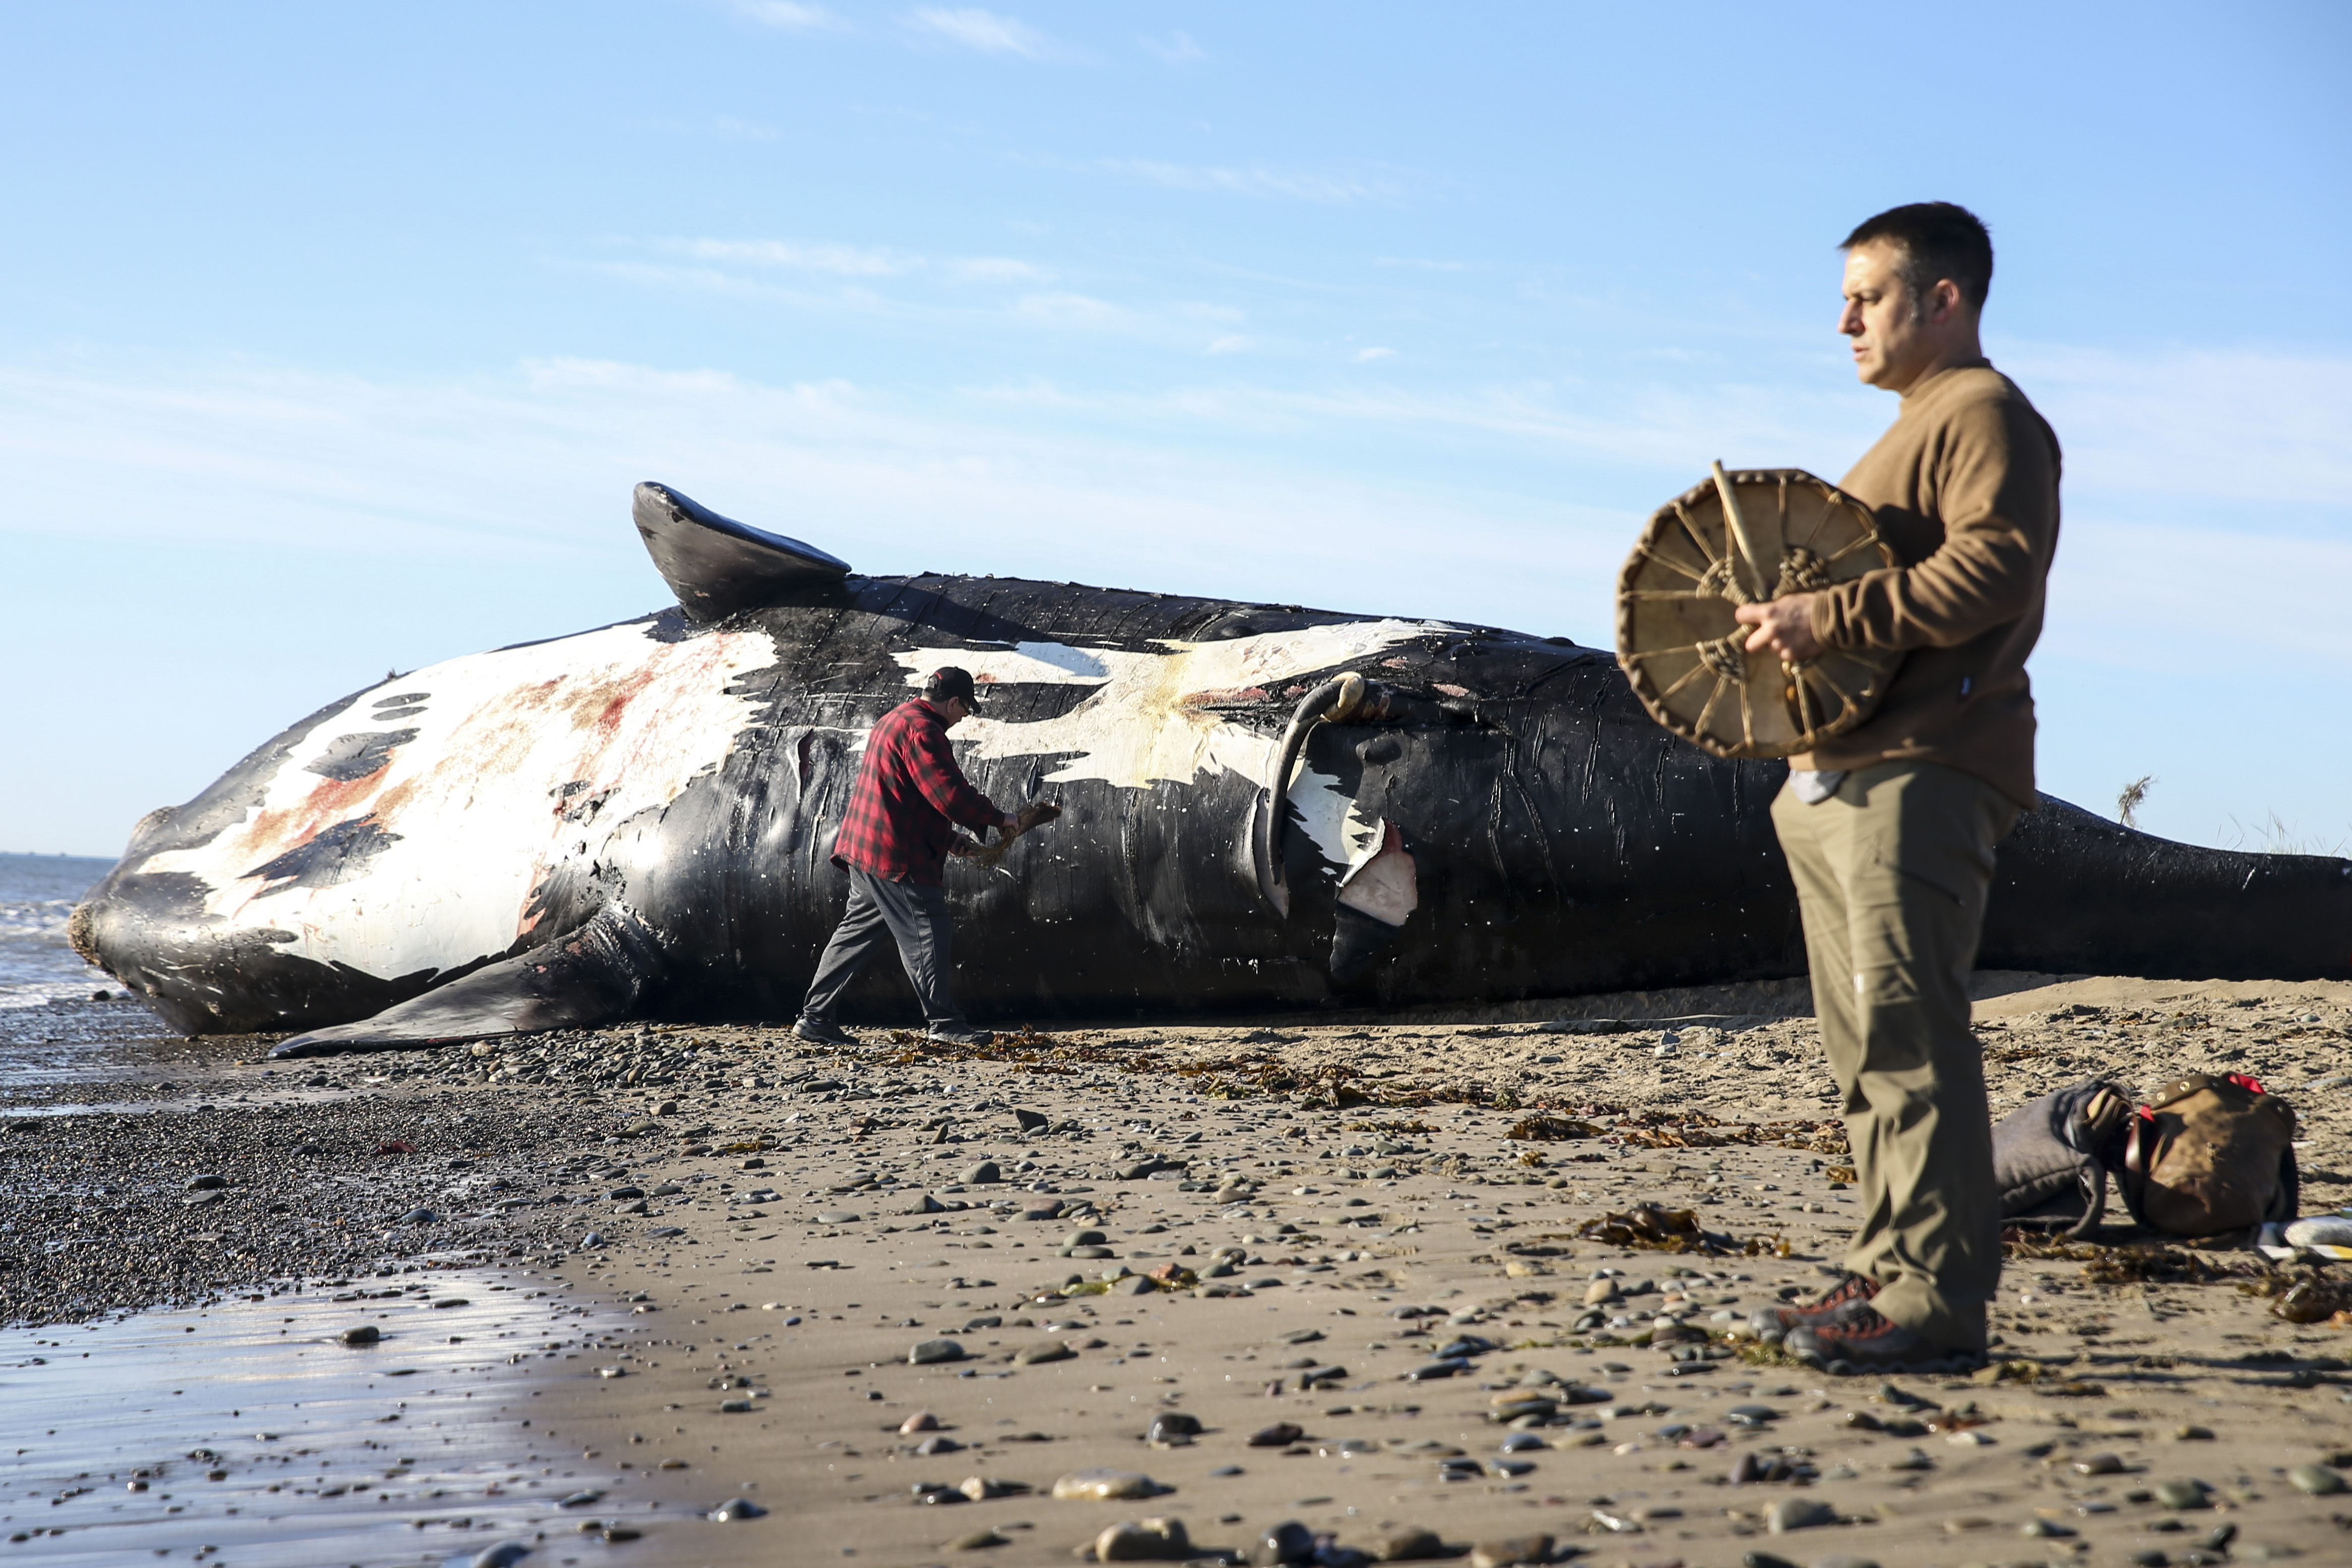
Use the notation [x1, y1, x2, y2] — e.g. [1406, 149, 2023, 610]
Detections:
[1204, 335, 1252, 356]
[1140, 31, 1205, 64]
[907, 7, 1058, 59]
[1374, 256, 1468, 272]
[733, 1, 839, 30]
[712, 116, 781, 142]
[1106, 159, 1401, 205]
[939, 255, 1055, 285]
[651, 238, 1052, 286]
[668, 238, 916, 276]
[1996, 339, 2352, 513]
[1352, 347, 1395, 363]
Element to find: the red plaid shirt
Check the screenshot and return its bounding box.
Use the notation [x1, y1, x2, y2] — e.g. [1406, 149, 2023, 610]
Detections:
[829, 699, 1011, 886]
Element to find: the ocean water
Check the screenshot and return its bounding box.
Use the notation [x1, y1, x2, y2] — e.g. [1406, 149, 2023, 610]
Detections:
[0, 852, 120, 1010]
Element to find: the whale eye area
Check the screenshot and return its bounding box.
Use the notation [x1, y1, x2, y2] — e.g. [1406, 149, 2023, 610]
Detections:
[305, 730, 419, 782]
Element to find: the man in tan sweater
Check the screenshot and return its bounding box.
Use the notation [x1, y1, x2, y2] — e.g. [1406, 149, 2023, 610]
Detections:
[1734, 202, 2061, 1374]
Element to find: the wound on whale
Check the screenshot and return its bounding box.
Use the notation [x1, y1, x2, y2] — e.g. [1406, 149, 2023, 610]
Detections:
[69, 483, 2352, 1056]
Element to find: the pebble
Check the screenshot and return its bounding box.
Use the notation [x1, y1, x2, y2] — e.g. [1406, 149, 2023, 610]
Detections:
[185, 1173, 228, 1191]
[705, 1496, 767, 1521]
[959, 1476, 1027, 1501]
[1250, 1519, 1314, 1564]
[1065, 1228, 1108, 1247]
[2288, 1462, 2346, 1495]
[399, 1207, 436, 1224]
[1015, 1341, 1075, 1365]
[965, 1161, 1002, 1185]
[1051, 1468, 1159, 1500]
[952, 1529, 1010, 1551]
[909, 1337, 966, 1365]
[1096, 1517, 1191, 1561]
[1468, 1536, 1552, 1568]
[901, 1411, 940, 1434]
[1249, 1423, 1305, 1447]
[2154, 1479, 2211, 1509]
[1767, 1496, 1835, 1533]
[1376, 1526, 1444, 1561]
[814, 1210, 859, 1225]
[339, 1325, 381, 1346]
[1147, 1413, 1201, 1446]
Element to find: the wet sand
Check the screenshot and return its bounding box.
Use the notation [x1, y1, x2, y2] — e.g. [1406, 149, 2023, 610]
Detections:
[5, 972, 2351, 1566]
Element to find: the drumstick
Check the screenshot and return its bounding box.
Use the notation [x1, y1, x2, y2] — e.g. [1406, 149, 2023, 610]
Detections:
[1710, 459, 1774, 603]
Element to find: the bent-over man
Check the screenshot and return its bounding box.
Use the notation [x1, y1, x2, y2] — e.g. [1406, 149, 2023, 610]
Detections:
[795, 666, 1054, 1049]
[1735, 202, 2061, 1374]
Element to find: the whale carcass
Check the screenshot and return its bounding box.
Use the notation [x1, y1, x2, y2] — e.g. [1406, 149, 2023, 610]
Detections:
[72, 484, 2352, 1054]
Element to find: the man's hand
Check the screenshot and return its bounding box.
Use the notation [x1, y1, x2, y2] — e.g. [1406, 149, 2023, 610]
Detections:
[1733, 593, 1823, 663]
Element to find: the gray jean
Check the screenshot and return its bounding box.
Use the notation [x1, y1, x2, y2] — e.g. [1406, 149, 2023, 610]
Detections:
[799, 868, 968, 1030]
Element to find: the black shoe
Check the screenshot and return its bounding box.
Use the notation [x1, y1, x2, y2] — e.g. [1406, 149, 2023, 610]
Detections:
[1784, 1304, 1984, 1376]
[1749, 1271, 1881, 1336]
[793, 1017, 858, 1048]
[926, 1023, 994, 1047]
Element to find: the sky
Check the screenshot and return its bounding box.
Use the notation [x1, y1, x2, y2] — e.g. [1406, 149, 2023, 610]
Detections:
[4, 1, 2348, 859]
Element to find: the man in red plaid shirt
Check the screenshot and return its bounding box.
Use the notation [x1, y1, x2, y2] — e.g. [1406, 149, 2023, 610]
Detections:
[795, 667, 1055, 1048]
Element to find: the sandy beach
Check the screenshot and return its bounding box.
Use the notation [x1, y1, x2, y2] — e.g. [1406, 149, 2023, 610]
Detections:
[6, 971, 2351, 1567]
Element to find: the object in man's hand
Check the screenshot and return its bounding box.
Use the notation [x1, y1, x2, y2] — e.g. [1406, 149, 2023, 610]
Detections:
[1616, 462, 1899, 758]
[1014, 801, 1062, 834]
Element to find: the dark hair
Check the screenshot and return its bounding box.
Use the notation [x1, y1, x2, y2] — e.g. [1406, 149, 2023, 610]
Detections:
[1840, 202, 1993, 311]
[923, 665, 981, 706]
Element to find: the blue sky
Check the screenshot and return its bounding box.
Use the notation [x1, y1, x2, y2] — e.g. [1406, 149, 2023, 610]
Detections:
[5, 2, 2348, 858]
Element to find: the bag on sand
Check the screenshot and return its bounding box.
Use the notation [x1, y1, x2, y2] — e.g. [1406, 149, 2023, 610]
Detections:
[1993, 1071, 2298, 1241]
[2119, 1073, 2299, 1238]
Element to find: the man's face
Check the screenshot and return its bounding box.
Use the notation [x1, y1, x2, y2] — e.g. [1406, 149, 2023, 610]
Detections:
[1838, 238, 1964, 393]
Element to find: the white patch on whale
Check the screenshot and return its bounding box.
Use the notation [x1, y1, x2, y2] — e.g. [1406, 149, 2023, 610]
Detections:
[137, 621, 779, 981]
[891, 619, 1445, 795]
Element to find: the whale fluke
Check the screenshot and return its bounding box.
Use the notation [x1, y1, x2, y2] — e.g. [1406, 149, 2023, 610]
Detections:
[267, 904, 663, 1057]
[632, 481, 851, 622]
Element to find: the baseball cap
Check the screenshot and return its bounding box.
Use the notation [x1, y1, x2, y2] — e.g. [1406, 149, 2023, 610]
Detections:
[925, 666, 983, 705]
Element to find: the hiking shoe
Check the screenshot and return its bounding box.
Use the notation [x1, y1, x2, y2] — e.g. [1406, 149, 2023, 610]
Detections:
[926, 1023, 995, 1047]
[1784, 1304, 1984, 1376]
[1748, 1272, 1881, 1336]
[792, 1016, 859, 1048]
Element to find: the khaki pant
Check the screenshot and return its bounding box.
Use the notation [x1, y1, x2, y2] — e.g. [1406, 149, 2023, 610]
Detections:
[1771, 761, 2019, 1351]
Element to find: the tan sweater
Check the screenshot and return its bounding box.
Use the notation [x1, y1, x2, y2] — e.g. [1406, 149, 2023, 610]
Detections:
[1794, 360, 2061, 807]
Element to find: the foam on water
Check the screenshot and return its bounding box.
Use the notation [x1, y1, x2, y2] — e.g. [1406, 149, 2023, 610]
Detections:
[0, 1270, 636, 1566]
[0, 853, 119, 1011]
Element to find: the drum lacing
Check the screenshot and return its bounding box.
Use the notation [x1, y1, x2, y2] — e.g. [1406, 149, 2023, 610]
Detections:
[1696, 633, 1750, 681]
[1696, 557, 1752, 605]
[1777, 546, 1833, 595]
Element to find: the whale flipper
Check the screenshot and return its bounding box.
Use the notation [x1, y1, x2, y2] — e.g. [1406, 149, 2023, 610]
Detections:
[267, 904, 663, 1057]
[632, 481, 851, 622]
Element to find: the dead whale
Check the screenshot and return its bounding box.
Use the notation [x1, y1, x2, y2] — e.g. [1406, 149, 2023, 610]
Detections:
[71, 484, 2352, 1054]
